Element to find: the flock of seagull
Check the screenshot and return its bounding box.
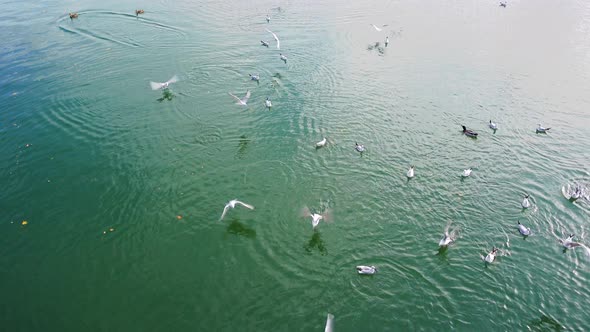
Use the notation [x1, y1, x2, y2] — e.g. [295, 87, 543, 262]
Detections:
[141, 7, 590, 331]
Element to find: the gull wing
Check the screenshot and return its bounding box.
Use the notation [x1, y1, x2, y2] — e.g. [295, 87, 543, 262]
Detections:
[150, 82, 164, 90]
[166, 75, 179, 84]
[228, 92, 242, 104]
[241, 90, 251, 104]
[301, 206, 311, 218]
[235, 200, 254, 210]
[266, 28, 280, 49]
[219, 204, 230, 221]
[371, 24, 382, 31]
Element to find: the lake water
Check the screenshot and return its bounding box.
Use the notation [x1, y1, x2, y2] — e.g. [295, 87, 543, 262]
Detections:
[2, 0, 590, 330]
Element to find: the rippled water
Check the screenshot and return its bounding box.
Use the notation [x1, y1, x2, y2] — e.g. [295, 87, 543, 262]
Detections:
[2, 0, 590, 330]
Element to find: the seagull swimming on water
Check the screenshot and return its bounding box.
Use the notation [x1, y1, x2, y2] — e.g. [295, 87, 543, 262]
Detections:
[150, 75, 178, 90]
[355, 142, 365, 153]
[407, 166, 415, 178]
[536, 124, 550, 133]
[483, 247, 499, 263]
[228, 90, 251, 106]
[249, 74, 260, 82]
[356, 265, 377, 275]
[260, 40, 269, 47]
[265, 97, 272, 109]
[522, 194, 531, 209]
[517, 221, 531, 236]
[280, 53, 287, 63]
[265, 28, 280, 49]
[439, 223, 458, 247]
[316, 137, 327, 148]
[559, 234, 582, 249]
[219, 199, 255, 221]
[489, 120, 498, 130]
[301, 206, 332, 229]
[462, 168, 472, 177]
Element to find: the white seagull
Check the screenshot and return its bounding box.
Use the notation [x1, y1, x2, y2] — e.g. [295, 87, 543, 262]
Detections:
[249, 74, 260, 81]
[483, 247, 499, 263]
[536, 124, 551, 133]
[219, 199, 255, 221]
[385, 36, 389, 47]
[462, 168, 472, 177]
[439, 222, 458, 247]
[301, 206, 332, 229]
[522, 194, 531, 209]
[316, 137, 327, 148]
[324, 313, 334, 332]
[407, 165, 415, 178]
[355, 142, 365, 152]
[280, 53, 287, 63]
[517, 221, 531, 236]
[265, 28, 280, 49]
[356, 265, 377, 275]
[370, 24, 387, 31]
[265, 97, 272, 109]
[489, 120, 498, 130]
[260, 40, 270, 47]
[228, 90, 251, 106]
[266, 14, 270, 23]
[150, 75, 178, 90]
[559, 234, 582, 249]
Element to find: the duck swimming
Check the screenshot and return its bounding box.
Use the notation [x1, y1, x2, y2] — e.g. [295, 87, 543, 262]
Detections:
[316, 138, 327, 148]
[522, 194, 531, 209]
[280, 53, 287, 63]
[517, 221, 531, 236]
[265, 97, 272, 109]
[356, 265, 377, 275]
[407, 166, 415, 178]
[355, 142, 365, 153]
[462, 168, 472, 177]
[260, 40, 269, 47]
[536, 124, 550, 133]
[135, 9, 145, 16]
[69, 12, 79, 19]
[483, 247, 499, 263]
[489, 120, 497, 130]
[461, 125, 478, 138]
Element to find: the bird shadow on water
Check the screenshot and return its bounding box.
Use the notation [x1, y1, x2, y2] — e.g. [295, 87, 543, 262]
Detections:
[304, 231, 327, 255]
[527, 315, 563, 331]
[236, 135, 250, 159]
[367, 42, 385, 55]
[225, 218, 256, 239]
[157, 89, 174, 102]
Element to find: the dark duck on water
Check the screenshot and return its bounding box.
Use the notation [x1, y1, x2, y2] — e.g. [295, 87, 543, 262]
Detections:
[461, 125, 478, 138]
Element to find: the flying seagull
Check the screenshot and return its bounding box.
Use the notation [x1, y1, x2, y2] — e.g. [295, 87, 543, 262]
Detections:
[265, 28, 280, 49]
[228, 90, 251, 106]
[219, 199, 255, 221]
[150, 75, 178, 90]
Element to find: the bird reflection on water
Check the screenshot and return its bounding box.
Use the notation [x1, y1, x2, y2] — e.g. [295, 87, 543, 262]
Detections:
[304, 231, 327, 255]
[225, 219, 256, 239]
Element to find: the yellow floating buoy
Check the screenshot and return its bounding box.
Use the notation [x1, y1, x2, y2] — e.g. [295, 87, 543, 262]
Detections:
[176, 215, 183, 220]
[21, 220, 28, 225]
[109, 228, 114, 232]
